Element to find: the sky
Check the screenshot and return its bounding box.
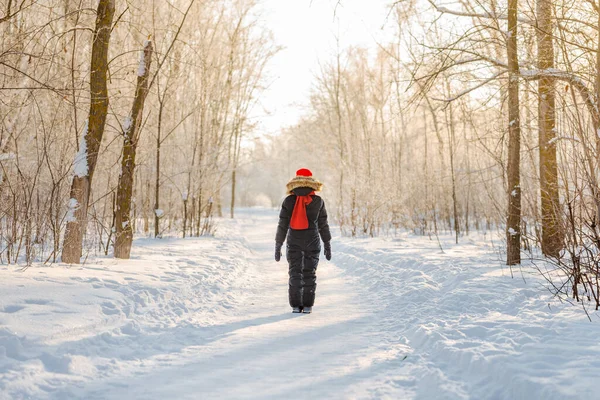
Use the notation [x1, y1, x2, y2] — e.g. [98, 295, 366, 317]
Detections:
[255, 0, 395, 136]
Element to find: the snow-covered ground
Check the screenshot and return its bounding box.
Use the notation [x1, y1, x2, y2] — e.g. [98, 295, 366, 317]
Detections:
[1, 208, 598, 399]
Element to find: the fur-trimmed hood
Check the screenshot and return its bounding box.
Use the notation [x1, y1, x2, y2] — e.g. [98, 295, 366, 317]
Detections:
[286, 175, 323, 195]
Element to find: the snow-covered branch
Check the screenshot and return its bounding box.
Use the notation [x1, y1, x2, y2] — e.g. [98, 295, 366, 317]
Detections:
[428, 55, 599, 125]
[427, 0, 534, 26]
[521, 68, 600, 123]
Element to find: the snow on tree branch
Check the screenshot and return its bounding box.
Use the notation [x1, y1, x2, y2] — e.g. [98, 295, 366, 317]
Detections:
[73, 120, 89, 178]
[427, 0, 534, 25]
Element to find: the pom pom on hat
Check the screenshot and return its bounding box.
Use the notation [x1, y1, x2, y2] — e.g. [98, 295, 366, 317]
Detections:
[296, 168, 312, 177]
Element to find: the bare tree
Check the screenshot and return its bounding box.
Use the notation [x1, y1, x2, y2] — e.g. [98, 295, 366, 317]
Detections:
[537, 0, 563, 257]
[505, 0, 522, 265]
[114, 40, 153, 259]
[62, 0, 115, 264]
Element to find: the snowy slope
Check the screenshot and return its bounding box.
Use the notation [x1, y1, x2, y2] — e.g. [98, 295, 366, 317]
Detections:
[0, 208, 598, 399]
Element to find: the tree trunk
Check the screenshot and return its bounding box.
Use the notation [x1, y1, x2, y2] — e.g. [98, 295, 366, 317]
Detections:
[463, 108, 472, 236]
[154, 92, 164, 238]
[230, 168, 236, 219]
[196, 188, 202, 237]
[182, 197, 188, 238]
[335, 49, 345, 233]
[506, 0, 522, 265]
[114, 40, 154, 259]
[594, 9, 600, 226]
[445, 82, 459, 244]
[61, 0, 115, 264]
[216, 194, 223, 217]
[537, 0, 562, 258]
[143, 180, 150, 234]
[423, 105, 429, 233]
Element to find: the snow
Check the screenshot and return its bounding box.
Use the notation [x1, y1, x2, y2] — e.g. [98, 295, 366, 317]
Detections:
[137, 61, 146, 77]
[73, 121, 89, 178]
[154, 209, 164, 218]
[0, 208, 599, 399]
[137, 58, 146, 77]
[520, 69, 537, 77]
[122, 116, 132, 133]
[0, 153, 16, 162]
[508, 227, 517, 236]
[137, 41, 151, 77]
[65, 198, 79, 223]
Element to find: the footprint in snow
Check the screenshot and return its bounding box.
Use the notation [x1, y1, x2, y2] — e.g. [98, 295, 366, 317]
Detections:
[2, 305, 25, 313]
[39, 352, 71, 374]
[101, 302, 120, 315]
[24, 299, 51, 305]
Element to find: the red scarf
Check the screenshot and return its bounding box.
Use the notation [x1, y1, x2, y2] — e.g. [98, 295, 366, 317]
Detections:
[290, 191, 315, 229]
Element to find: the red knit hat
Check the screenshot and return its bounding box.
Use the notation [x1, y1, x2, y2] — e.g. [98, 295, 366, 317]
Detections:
[286, 168, 322, 194]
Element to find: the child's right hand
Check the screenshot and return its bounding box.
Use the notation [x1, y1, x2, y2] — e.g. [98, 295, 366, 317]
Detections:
[324, 241, 332, 261]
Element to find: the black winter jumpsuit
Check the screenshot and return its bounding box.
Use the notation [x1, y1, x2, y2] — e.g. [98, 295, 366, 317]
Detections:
[276, 187, 331, 308]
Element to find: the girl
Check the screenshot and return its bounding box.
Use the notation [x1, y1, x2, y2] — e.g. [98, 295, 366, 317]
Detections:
[275, 168, 331, 313]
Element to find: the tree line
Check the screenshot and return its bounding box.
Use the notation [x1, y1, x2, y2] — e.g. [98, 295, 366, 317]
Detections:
[254, 0, 600, 308]
[0, 0, 275, 264]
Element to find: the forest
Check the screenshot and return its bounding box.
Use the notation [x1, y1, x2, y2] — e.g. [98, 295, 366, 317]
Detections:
[1, 0, 276, 263]
[2, 0, 600, 301]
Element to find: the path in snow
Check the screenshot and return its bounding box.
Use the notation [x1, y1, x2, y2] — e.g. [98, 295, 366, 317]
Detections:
[1, 208, 599, 399]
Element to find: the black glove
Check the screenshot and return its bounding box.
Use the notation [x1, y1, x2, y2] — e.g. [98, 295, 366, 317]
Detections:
[324, 241, 332, 261]
[275, 242, 283, 262]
